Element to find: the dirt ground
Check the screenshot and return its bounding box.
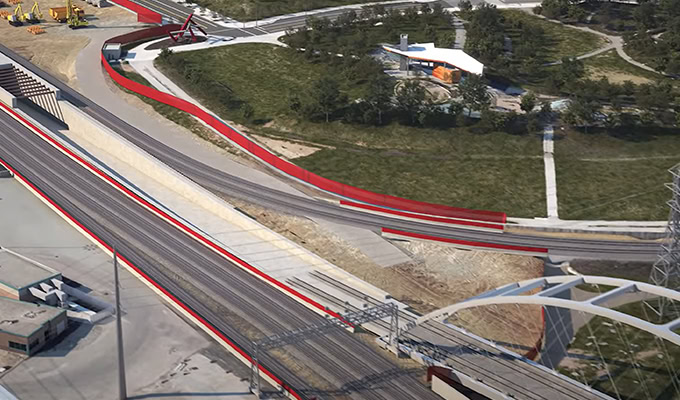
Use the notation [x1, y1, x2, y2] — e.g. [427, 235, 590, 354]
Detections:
[587, 66, 652, 85]
[226, 195, 545, 348]
[0, 0, 137, 86]
[251, 133, 323, 159]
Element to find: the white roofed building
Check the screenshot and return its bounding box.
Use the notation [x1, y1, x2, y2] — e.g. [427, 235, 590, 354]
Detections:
[382, 40, 484, 78]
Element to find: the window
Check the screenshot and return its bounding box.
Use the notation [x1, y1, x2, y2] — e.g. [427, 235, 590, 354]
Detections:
[8, 341, 27, 352]
[44, 329, 53, 341]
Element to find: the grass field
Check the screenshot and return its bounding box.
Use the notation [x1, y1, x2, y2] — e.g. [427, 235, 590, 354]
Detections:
[558, 299, 680, 400]
[157, 43, 546, 217]
[555, 127, 680, 220]
[503, 10, 606, 62]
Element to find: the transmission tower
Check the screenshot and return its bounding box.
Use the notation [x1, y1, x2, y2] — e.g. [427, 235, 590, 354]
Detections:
[648, 163, 680, 319]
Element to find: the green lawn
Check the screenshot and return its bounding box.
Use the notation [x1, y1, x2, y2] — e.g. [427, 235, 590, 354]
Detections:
[157, 43, 546, 217]
[558, 299, 680, 400]
[503, 10, 606, 62]
[555, 127, 680, 220]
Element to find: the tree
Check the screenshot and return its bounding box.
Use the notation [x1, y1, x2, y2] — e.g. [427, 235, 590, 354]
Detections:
[311, 77, 343, 122]
[633, 2, 656, 30]
[520, 92, 537, 114]
[459, 74, 490, 117]
[241, 103, 254, 121]
[567, 5, 587, 23]
[158, 47, 174, 63]
[395, 80, 426, 125]
[364, 75, 394, 125]
[458, 0, 473, 15]
[464, 3, 504, 64]
[563, 95, 601, 133]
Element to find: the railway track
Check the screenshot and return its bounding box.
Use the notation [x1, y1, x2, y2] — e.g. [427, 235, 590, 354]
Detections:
[0, 110, 440, 400]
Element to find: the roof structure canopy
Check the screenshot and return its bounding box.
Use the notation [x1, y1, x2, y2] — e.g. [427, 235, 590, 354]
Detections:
[383, 43, 484, 76]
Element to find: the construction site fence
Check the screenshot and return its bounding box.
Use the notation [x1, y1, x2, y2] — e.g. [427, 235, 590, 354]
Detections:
[101, 27, 507, 224]
[108, 0, 162, 24]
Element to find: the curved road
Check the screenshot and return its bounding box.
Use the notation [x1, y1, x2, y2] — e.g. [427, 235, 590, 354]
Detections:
[0, 43, 659, 262]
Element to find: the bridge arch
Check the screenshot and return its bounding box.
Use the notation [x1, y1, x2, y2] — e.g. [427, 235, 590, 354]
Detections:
[397, 275, 680, 346]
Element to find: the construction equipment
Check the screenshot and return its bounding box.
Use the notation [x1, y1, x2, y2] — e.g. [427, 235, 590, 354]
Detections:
[7, 3, 24, 26]
[48, 0, 83, 24]
[65, 0, 86, 28]
[23, 1, 41, 23]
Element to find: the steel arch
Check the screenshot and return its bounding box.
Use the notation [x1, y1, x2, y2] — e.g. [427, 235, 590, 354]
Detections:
[398, 275, 680, 346]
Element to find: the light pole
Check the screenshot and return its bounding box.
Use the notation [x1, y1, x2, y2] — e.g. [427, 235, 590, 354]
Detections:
[114, 248, 127, 400]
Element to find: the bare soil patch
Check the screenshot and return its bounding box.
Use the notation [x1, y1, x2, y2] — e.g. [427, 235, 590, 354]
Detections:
[251, 134, 323, 160]
[0, 0, 136, 86]
[224, 196, 545, 347]
[587, 66, 652, 85]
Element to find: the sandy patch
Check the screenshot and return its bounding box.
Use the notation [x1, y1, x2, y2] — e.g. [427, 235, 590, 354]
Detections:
[587, 66, 652, 85]
[0, 1, 137, 86]
[251, 134, 323, 159]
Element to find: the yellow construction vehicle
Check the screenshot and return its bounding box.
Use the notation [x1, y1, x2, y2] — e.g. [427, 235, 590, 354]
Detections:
[66, 0, 86, 28]
[23, 1, 42, 23]
[49, 0, 83, 24]
[7, 3, 24, 26]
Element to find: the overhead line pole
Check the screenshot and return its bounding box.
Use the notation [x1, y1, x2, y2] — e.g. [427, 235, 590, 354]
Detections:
[114, 248, 128, 400]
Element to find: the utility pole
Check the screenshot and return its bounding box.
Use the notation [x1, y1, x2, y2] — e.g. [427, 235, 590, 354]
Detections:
[114, 248, 128, 400]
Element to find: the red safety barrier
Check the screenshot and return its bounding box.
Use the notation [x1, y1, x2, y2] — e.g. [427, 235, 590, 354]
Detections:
[108, 0, 162, 24]
[100, 27, 507, 224]
[104, 24, 181, 45]
[381, 227, 548, 254]
[524, 307, 546, 361]
[340, 200, 504, 230]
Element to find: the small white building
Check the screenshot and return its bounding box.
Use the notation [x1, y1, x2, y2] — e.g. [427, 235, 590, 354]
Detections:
[102, 43, 122, 61]
[383, 41, 484, 77]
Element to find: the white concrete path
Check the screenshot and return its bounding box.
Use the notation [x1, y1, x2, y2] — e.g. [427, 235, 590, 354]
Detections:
[543, 124, 559, 219]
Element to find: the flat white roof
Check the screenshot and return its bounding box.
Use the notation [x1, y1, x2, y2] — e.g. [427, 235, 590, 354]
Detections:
[0, 248, 60, 290]
[383, 43, 484, 75]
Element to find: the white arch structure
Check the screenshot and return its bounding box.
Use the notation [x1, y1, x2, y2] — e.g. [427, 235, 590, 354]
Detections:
[397, 275, 680, 346]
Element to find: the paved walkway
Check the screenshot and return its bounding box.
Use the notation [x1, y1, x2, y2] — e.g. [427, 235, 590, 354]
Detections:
[532, 11, 663, 74]
[543, 124, 559, 219]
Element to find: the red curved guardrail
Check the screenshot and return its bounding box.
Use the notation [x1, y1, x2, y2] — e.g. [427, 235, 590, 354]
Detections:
[100, 27, 507, 224]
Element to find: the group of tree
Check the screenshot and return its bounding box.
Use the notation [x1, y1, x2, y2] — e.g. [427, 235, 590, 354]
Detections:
[284, 4, 454, 57]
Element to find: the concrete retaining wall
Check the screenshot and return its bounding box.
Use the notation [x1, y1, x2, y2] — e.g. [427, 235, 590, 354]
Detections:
[0, 85, 16, 108]
[59, 100, 388, 301]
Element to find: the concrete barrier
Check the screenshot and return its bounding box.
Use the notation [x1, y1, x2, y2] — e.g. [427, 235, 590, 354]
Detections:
[0, 86, 16, 108]
[59, 100, 388, 300]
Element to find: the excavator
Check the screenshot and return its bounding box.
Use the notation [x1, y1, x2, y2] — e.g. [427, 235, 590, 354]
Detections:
[66, 0, 86, 28]
[49, 0, 86, 28]
[23, 2, 42, 23]
[7, 3, 24, 26]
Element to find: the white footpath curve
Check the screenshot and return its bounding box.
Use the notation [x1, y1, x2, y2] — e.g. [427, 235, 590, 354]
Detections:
[543, 124, 559, 219]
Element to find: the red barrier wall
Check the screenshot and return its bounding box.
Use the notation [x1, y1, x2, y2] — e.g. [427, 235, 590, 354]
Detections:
[101, 28, 507, 224]
[104, 24, 180, 45]
[108, 0, 162, 24]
